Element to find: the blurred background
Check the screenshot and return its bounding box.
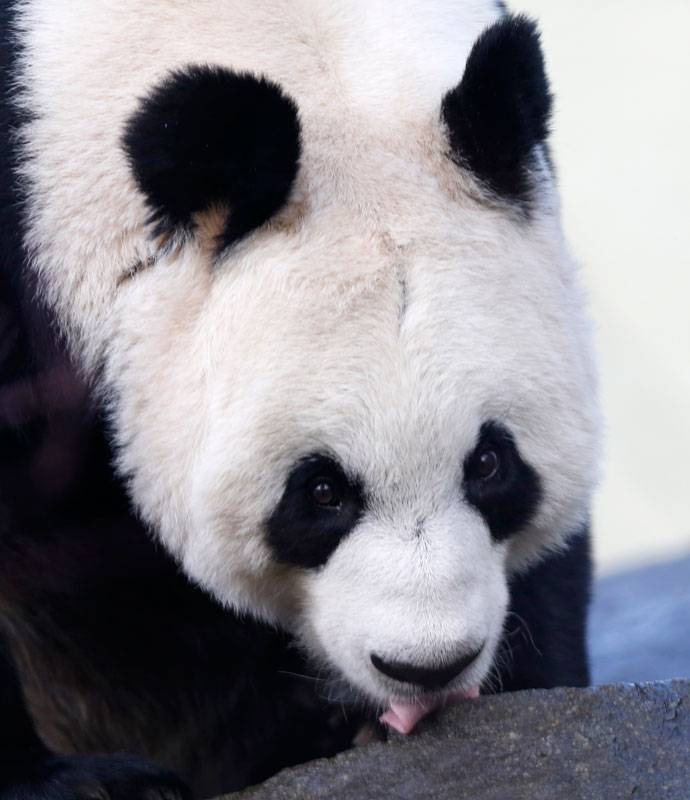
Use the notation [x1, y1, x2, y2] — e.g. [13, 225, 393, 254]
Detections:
[511, 0, 689, 682]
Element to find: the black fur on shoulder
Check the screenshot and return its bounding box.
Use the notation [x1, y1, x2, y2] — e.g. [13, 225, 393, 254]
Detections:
[122, 65, 301, 251]
[441, 15, 552, 205]
[498, 527, 592, 691]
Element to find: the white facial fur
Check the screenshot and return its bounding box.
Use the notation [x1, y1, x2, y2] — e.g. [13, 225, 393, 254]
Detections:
[14, 0, 601, 705]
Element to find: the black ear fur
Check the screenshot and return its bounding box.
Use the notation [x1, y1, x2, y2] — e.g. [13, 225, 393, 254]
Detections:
[123, 65, 301, 249]
[441, 15, 552, 204]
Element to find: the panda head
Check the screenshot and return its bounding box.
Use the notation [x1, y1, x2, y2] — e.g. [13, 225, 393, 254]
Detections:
[23, 12, 600, 726]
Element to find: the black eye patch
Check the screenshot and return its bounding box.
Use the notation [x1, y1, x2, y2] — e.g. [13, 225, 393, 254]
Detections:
[266, 455, 364, 569]
[463, 421, 542, 542]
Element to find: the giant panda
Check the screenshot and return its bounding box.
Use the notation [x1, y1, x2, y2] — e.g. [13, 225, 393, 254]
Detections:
[0, 1, 600, 798]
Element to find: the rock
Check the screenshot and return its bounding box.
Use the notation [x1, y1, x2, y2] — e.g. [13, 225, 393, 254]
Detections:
[220, 680, 690, 800]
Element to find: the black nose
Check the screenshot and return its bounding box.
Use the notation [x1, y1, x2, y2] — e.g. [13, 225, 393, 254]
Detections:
[370, 645, 483, 690]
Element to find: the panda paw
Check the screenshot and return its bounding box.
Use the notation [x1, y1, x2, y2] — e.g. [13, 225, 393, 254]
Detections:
[1, 753, 193, 800]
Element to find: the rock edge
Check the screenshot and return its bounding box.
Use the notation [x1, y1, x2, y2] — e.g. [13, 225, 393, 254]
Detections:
[220, 680, 690, 800]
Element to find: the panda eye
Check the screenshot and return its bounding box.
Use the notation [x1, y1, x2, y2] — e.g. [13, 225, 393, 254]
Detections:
[471, 448, 500, 481]
[310, 479, 340, 508]
[266, 454, 365, 569]
[462, 421, 543, 543]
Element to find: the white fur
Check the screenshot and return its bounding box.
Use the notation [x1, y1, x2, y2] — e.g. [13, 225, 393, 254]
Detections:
[13, 0, 601, 706]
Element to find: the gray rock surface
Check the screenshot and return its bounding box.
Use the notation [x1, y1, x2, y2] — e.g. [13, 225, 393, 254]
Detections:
[222, 680, 690, 800]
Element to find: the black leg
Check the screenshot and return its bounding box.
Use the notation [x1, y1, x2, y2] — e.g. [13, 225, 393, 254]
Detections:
[0, 634, 192, 800]
[0, 633, 51, 792]
[1, 754, 193, 800]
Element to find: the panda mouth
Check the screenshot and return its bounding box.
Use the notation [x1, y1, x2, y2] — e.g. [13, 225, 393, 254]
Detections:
[380, 684, 480, 734]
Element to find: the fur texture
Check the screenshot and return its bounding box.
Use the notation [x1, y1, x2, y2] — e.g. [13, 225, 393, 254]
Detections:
[1, 1, 600, 797]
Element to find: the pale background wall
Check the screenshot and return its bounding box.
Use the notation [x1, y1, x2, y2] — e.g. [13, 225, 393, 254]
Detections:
[510, 0, 690, 574]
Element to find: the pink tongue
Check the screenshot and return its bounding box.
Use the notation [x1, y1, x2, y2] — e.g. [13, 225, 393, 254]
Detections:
[380, 685, 480, 735]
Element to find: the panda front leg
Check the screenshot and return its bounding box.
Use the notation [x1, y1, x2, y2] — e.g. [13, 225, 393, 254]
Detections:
[497, 526, 592, 692]
[0, 635, 191, 800]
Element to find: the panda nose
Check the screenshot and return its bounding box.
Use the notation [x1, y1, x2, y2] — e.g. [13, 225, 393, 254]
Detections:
[370, 645, 483, 690]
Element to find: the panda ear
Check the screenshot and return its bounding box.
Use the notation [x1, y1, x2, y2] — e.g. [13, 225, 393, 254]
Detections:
[123, 65, 301, 250]
[441, 15, 552, 204]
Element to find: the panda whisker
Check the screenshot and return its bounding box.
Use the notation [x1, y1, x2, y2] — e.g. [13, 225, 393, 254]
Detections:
[276, 670, 323, 684]
[480, 650, 507, 695]
[505, 611, 542, 656]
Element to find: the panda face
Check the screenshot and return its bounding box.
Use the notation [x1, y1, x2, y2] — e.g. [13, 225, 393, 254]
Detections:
[107, 186, 598, 709]
[15, 3, 600, 713]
